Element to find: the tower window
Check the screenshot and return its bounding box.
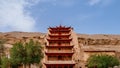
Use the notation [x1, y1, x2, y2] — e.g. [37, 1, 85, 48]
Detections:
[58, 42, 61, 45]
[59, 38, 61, 39]
[58, 56, 62, 60]
[59, 48, 61, 50]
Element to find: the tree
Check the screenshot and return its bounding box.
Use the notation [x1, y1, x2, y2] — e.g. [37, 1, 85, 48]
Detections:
[10, 42, 25, 68]
[0, 39, 5, 56]
[1, 56, 10, 68]
[87, 54, 120, 68]
[10, 39, 44, 68]
[25, 39, 44, 68]
[0, 39, 6, 67]
[32, 41, 44, 68]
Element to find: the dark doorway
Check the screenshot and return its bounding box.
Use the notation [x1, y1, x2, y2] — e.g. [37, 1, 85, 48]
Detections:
[58, 56, 62, 60]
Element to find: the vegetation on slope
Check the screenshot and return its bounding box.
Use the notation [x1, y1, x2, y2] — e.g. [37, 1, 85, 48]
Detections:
[0, 39, 44, 68]
[87, 54, 120, 68]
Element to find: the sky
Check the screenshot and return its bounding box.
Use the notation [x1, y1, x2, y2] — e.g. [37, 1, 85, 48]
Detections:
[0, 0, 120, 34]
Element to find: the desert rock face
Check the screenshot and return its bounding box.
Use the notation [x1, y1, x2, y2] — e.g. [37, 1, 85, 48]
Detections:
[77, 34, 120, 68]
[78, 34, 120, 45]
[1, 32, 120, 68]
[0, 31, 46, 45]
[0, 32, 46, 65]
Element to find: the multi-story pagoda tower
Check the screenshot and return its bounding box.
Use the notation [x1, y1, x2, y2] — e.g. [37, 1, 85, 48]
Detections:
[45, 25, 75, 68]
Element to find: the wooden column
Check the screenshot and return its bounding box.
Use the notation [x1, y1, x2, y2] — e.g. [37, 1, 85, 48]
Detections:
[50, 65, 52, 68]
[62, 65, 64, 68]
[68, 65, 69, 68]
[56, 65, 58, 68]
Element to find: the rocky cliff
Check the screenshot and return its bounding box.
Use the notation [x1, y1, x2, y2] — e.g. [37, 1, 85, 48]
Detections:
[1, 32, 120, 45]
[1, 32, 120, 68]
[0, 31, 46, 45]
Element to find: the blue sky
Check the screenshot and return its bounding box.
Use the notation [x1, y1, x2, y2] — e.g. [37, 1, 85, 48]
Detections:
[0, 0, 120, 34]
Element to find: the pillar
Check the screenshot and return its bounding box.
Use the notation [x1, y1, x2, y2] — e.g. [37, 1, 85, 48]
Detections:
[68, 65, 69, 68]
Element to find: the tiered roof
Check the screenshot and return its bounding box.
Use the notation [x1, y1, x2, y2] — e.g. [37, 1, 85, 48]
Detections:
[48, 25, 73, 33]
[48, 25, 73, 30]
[45, 25, 75, 66]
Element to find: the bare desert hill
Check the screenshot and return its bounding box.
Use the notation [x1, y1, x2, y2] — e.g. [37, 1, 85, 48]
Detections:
[1, 32, 120, 68]
[1, 31, 120, 45]
[1, 31, 120, 39]
[77, 33, 120, 39]
[0, 31, 46, 44]
[0, 31, 45, 38]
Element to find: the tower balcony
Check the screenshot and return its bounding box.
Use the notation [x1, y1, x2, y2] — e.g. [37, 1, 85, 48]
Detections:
[48, 34, 71, 37]
[47, 38, 72, 42]
[44, 60, 75, 66]
[45, 51, 74, 56]
[46, 45, 73, 48]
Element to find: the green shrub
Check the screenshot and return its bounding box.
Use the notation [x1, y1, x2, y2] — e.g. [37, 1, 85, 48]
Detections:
[87, 54, 120, 68]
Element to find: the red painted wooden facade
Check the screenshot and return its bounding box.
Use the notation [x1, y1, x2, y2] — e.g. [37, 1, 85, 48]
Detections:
[45, 25, 75, 68]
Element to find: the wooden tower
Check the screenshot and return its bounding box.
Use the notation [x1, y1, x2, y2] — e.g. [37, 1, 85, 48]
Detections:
[45, 25, 75, 68]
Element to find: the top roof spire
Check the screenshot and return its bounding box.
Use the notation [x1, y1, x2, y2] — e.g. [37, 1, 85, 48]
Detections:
[48, 25, 73, 30]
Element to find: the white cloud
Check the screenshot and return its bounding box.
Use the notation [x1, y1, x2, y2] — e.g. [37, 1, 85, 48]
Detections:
[39, 0, 75, 7]
[0, 0, 40, 32]
[88, 0, 101, 6]
[88, 0, 113, 6]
